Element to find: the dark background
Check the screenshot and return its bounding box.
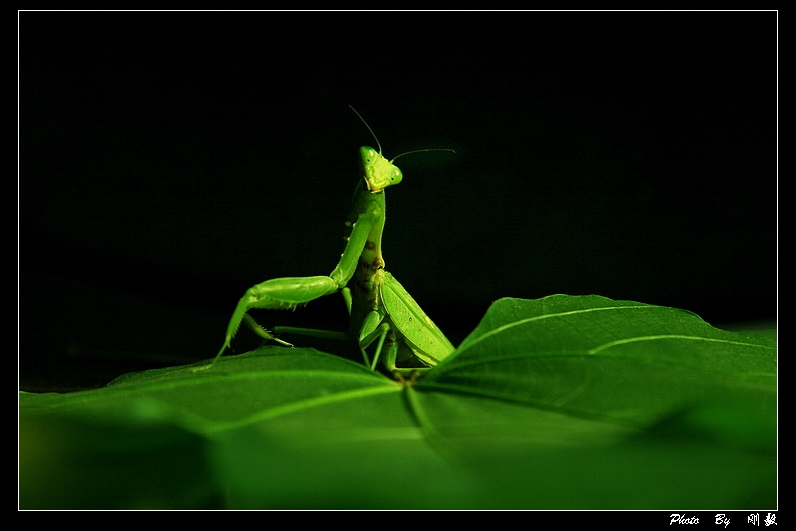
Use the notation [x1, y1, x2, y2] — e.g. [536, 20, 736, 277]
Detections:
[20, 12, 777, 391]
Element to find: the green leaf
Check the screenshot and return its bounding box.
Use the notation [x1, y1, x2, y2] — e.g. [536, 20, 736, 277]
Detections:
[427, 295, 775, 426]
[19, 296, 776, 509]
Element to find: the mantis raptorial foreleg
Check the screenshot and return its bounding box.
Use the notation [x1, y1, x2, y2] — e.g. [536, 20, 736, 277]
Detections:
[208, 108, 455, 374]
[214, 206, 381, 364]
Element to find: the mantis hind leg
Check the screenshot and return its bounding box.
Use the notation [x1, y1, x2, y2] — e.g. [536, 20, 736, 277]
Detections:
[364, 323, 396, 371]
[362, 325, 428, 375]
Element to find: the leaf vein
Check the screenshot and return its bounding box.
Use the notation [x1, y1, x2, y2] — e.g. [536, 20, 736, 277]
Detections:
[455, 305, 655, 356]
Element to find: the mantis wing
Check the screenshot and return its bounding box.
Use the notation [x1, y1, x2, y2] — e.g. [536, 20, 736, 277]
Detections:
[380, 272, 455, 367]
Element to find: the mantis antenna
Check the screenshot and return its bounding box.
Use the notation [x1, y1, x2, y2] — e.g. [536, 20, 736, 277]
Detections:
[348, 105, 384, 154]
[348, 105, 455, 161]
[391, 148, 456, 162]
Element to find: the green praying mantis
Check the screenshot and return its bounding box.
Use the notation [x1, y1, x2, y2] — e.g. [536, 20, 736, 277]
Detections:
[210, 108, 456, 373]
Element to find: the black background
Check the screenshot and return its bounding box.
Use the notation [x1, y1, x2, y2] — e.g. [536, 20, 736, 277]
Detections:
[20, 11, 777, 390]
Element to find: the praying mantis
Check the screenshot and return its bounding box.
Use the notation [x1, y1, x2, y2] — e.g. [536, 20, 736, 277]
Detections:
[210, 108, 456, 373]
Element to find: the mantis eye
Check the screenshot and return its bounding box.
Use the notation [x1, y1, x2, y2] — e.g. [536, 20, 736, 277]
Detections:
[361, 147, 378, 165]
[390, 166, 403, 183]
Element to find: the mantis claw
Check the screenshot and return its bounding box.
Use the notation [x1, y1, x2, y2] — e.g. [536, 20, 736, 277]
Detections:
[243, 314, 294, 347]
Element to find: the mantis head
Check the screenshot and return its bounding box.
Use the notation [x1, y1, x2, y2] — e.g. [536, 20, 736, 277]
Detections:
[349, 106, 454, 193]
[360, 146, 403, 192]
